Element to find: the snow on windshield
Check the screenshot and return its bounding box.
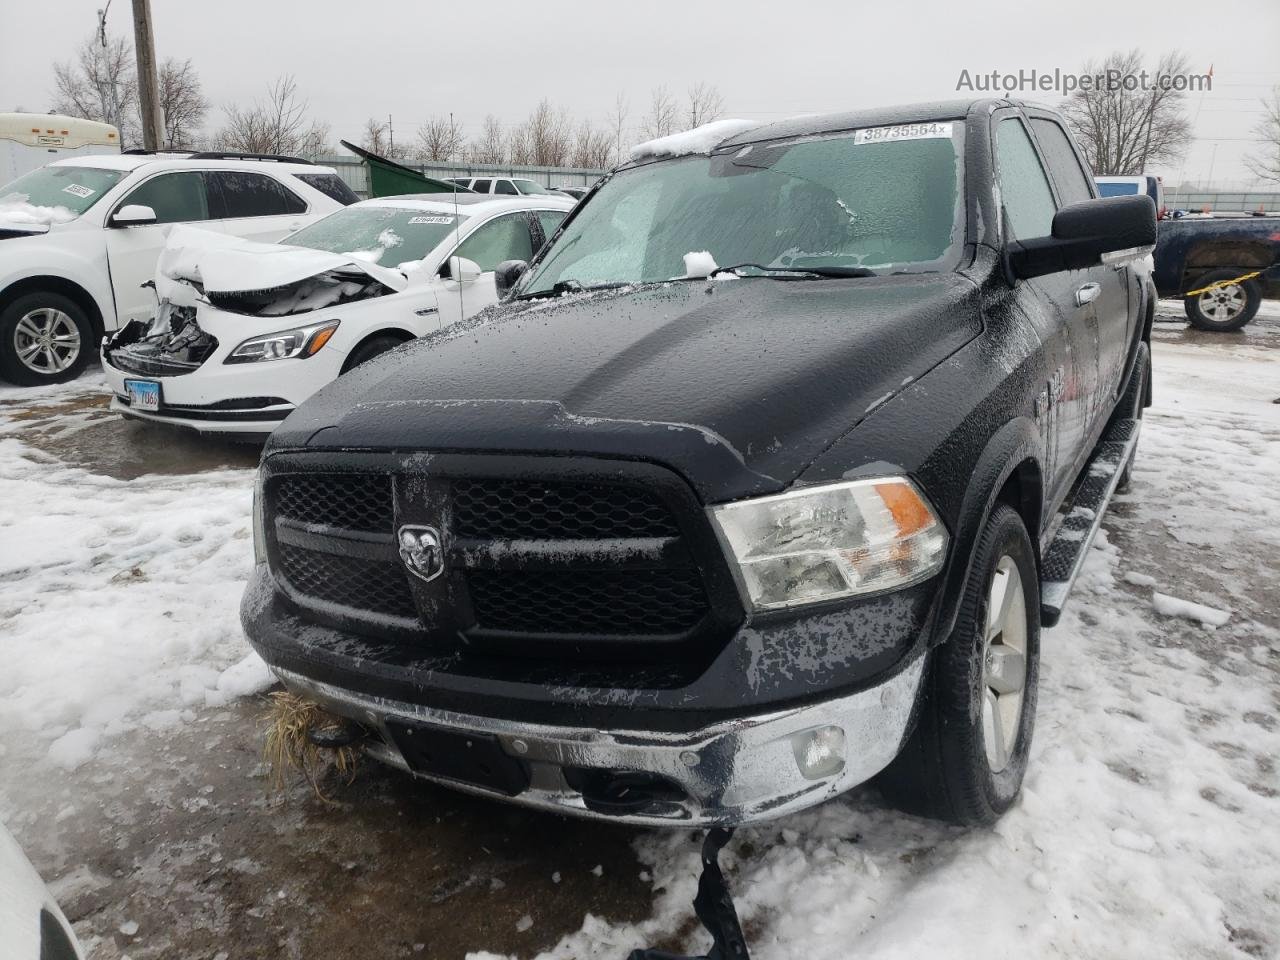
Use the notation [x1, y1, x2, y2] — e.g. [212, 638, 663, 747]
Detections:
[630, 118, 760, 161]
[0, 199, 79, 226]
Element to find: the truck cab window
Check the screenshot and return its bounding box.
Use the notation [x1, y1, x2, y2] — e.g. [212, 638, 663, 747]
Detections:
[995, 118, 1056, 240]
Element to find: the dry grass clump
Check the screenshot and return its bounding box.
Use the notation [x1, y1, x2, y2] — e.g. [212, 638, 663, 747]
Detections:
[261, 690, 357, 802]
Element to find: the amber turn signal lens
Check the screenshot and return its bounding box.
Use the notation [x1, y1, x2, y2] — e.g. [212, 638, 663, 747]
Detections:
[304, 323, 340, 356]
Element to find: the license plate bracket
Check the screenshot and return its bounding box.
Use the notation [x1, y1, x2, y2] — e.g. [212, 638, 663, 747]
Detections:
[123, 378, 162, 412]
[385, 722, 530, 796]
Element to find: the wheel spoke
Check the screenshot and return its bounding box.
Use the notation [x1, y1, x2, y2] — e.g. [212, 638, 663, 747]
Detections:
[986, 567, 1013, 640]
[985, 645, 1026, 694]
[983, 688, 1009, 771]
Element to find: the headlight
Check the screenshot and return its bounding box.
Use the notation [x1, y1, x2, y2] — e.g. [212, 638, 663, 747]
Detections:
[225, 320, 339, 364]
[252, 471, 267, 565]
[710, 477, 947, 611]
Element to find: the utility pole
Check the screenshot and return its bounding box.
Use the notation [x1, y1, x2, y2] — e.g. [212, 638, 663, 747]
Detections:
[131, 0, 164, 150]
[387, 114, 394, 155]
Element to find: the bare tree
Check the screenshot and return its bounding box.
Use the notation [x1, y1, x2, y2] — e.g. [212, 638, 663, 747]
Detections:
[570, 120, 613, 169]
[51, 33, 140, 146]
[1061, 49, 1194, 175]
[639, 85, 678, 141]
[468, 114, 506, 164]
[606, 92, 629, 165]
[514, 99, 572, 167]
[686, 82, 724, 128]
[214, 75, 330, 157]
[157, 57, 208, 150]
[1245, 86, 1280, 184]
[416, 115, 464, 162]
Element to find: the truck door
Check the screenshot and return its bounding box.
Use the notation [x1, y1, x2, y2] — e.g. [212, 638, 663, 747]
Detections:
[995, 116, 1099, 507]
[1028, 116, 1132, 427]
[104, 170, 220, 325]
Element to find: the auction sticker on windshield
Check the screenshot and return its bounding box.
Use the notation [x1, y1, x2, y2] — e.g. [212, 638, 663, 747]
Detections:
[408, 216, 455, 225]
[62, 183, 96, 198]
[853, 122, 953, 144]
[124, 379, 161, 412]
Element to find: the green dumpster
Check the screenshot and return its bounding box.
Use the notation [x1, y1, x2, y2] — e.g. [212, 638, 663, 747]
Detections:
[340, 140, 469, 198]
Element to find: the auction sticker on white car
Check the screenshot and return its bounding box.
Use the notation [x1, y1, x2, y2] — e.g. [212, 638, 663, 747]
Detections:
[853, 122, 953, 144]
[124, 379, 161, 412]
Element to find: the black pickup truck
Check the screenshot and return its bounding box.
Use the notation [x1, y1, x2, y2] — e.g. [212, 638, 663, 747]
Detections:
[242, 99, 1156, 828]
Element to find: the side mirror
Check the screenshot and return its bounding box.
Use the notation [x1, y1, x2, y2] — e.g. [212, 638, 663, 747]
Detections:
[1008, 195, 1156, 281]
[111, 204, 158, 228]
[494, 259, 529, 298]
[440, 256, 482, 283]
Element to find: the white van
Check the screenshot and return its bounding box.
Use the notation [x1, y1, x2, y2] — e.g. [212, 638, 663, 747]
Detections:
[0, 113, 120, 184]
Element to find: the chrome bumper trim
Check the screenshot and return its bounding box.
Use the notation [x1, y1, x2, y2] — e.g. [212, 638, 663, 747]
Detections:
[273, 656, 926, 826]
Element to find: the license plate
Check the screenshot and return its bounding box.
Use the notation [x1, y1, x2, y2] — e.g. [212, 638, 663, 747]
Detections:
[124, 378, 161, 412]
[385, 721, 530, 796]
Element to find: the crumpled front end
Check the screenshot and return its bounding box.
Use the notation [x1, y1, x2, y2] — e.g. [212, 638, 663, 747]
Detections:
[104, 298, 219, 378]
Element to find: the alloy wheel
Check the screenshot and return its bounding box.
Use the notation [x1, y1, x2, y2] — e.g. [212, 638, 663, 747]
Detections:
[1198, 283, 1246, 324]
[981, 555, 1028, 773]
[14, 308, 81, 375]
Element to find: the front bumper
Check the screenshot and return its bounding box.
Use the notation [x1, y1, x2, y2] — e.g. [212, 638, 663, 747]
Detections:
[276, 654, 926, 826]
[102, 330, 345, 435]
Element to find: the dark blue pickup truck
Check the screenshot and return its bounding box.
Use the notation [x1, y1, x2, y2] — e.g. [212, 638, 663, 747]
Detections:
[1152, 214, 1280, 331]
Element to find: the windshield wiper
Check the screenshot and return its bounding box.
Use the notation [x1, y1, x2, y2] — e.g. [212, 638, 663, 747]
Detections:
[514, 279, 634, 301]
[709, 263, 876, 280]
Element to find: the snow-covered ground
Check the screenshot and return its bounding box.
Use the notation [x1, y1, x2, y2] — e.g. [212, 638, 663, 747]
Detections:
[0, 304, 1277, 959]
[0, 378, 272, 773]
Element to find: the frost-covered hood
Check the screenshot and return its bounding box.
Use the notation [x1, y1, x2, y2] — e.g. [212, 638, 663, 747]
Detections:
[272, 274, 982, 502]
[158, 225, 409, 295]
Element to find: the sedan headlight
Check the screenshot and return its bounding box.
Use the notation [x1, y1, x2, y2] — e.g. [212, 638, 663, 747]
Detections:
[710, 477, 947, 611]
[225, 320, 339, 364]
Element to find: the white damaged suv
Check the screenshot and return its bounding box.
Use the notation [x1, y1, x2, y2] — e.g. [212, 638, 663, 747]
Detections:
[0, 152, 353, 385]
[102, 193, 573, 437]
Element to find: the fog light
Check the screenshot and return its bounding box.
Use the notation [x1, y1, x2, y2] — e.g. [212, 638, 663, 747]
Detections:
[792, 725, 846, 780]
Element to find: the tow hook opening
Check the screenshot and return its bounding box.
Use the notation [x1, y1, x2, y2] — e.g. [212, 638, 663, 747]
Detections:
[564, 768, 689, 817]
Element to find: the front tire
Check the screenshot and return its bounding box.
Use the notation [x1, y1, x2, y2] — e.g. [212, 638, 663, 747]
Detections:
[341, 333, 404, 374]
[0, 292, 95, 386]
[877, 503, 1040, 825]
[1183, 269, 1261, 332]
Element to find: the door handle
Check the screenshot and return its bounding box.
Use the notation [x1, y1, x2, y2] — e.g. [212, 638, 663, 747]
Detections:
[1074, 282, 1101, 307]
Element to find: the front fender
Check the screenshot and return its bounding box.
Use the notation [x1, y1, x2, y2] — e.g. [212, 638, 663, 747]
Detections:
[0, 232, 116, 330]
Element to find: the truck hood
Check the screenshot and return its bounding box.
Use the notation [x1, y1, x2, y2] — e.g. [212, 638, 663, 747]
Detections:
[272, 274, 982, 503]
[159, 224, 409, 296]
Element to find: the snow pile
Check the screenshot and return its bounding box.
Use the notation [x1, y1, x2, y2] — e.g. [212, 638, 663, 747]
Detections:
[681, 250, 718, 278]
[0, 390, 273, 771]
[0, 199, 79, 228]
[1150, 592, 1232, 627]
[629, 119, 759, 160]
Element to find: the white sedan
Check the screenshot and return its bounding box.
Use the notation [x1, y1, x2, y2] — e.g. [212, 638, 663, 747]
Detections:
[102, 193, 573, 437]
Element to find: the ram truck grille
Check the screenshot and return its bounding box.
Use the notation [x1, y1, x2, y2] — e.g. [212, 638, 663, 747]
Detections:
[263, 456, 742, 675]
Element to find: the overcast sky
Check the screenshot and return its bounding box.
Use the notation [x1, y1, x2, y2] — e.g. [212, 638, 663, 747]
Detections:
[2, 0, 1277, 185]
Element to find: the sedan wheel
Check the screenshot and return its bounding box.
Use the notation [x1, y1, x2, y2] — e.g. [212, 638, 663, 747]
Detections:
[14, 308, 82, 375]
